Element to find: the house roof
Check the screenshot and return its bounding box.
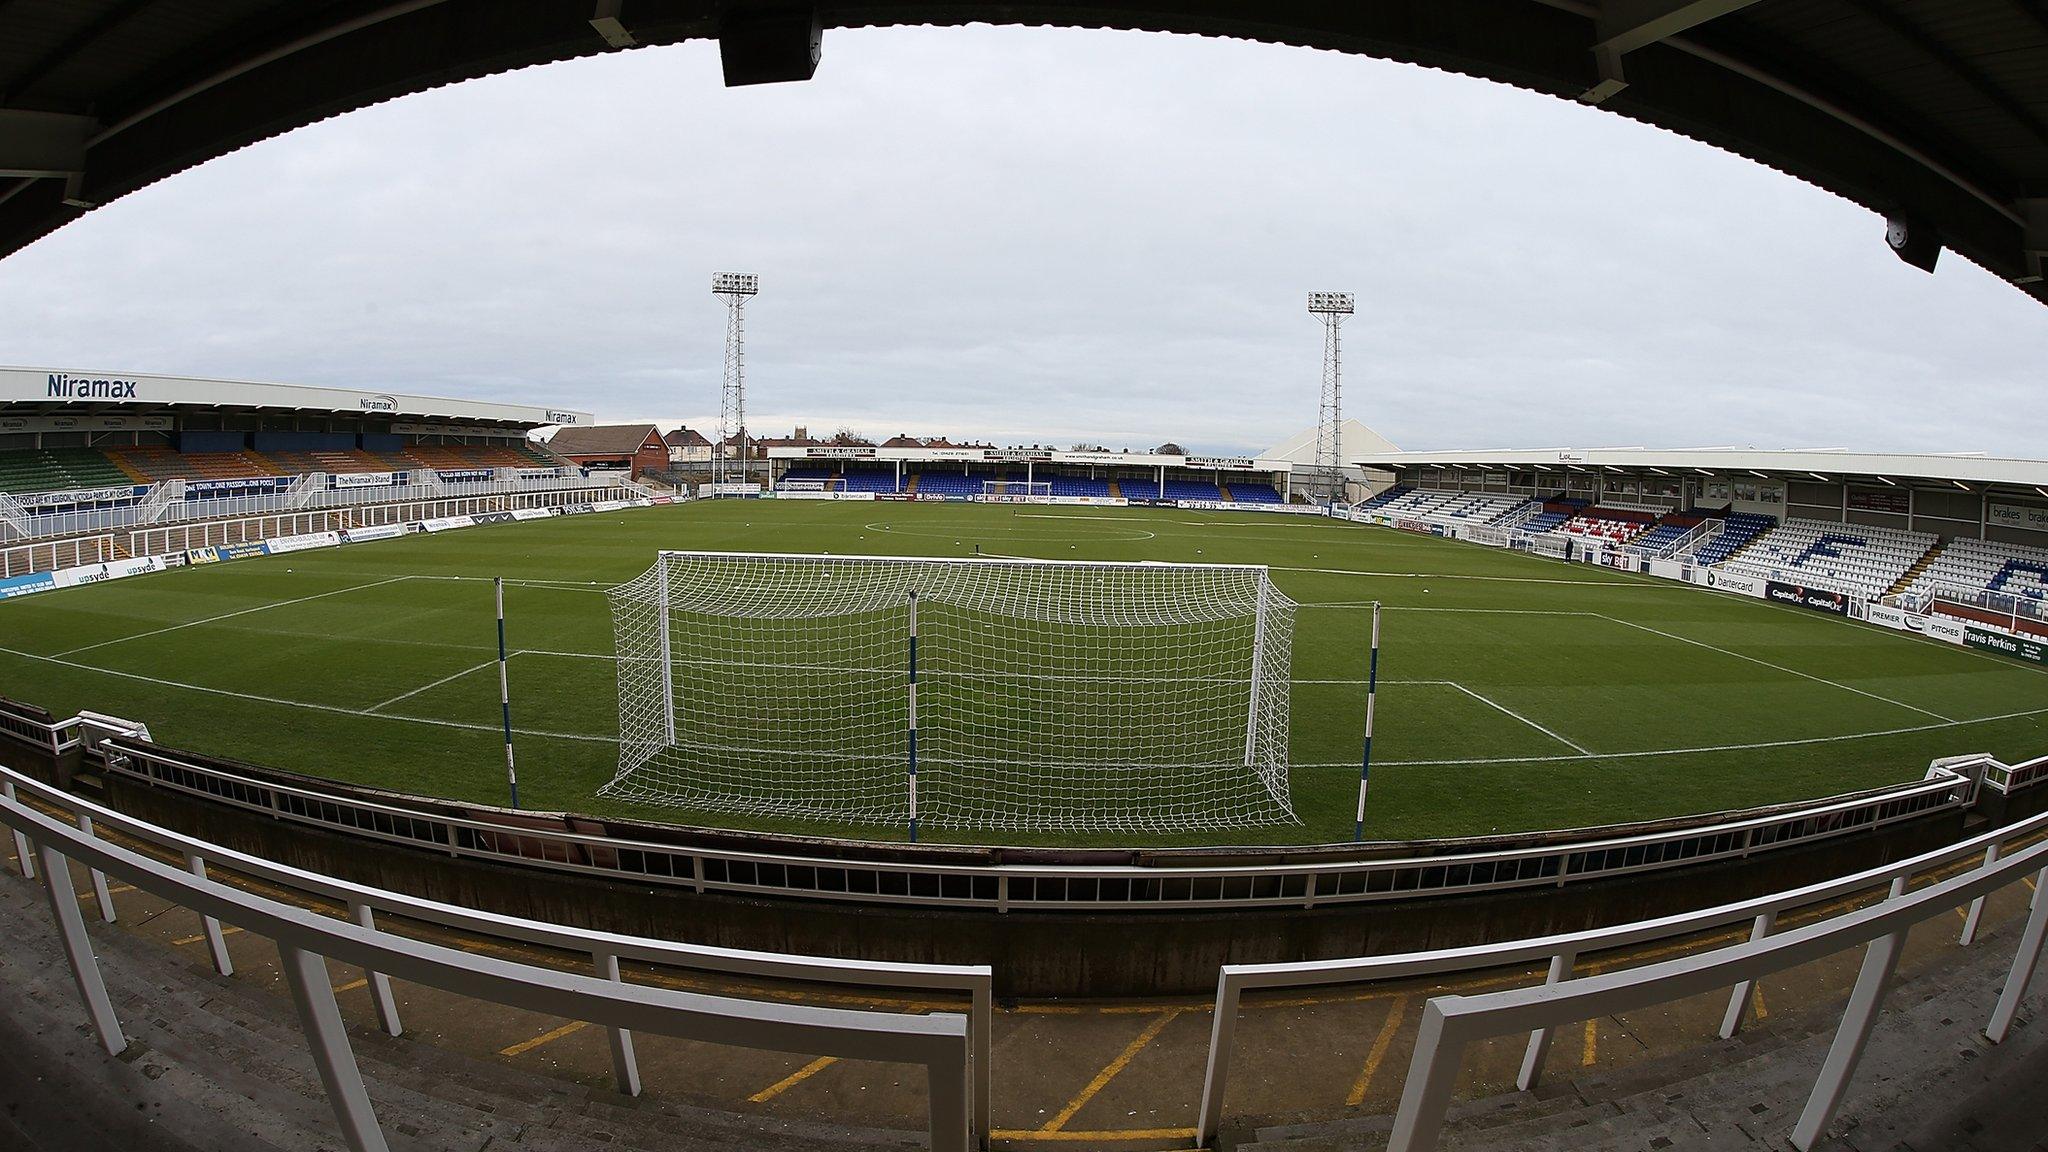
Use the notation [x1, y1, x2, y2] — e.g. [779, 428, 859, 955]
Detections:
[547, 424, 660, 456]
[664, 427, 711, 447]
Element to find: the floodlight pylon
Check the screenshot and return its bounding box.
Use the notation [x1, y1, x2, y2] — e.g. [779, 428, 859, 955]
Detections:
[1307, 291, 1355, 504]
[712, 272, 759, 487]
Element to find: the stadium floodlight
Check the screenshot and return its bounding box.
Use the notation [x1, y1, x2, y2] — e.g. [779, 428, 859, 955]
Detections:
[711, 273, 760, 488]
[1307, 291, 1355, 505]
[604, 551, 1300, 835]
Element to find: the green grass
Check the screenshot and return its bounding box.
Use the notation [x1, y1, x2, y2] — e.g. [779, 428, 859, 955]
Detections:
[1, 500, 2044, 847]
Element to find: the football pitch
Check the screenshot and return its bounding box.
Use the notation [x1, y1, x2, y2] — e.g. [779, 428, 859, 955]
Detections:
[1, 500, 2044, 847]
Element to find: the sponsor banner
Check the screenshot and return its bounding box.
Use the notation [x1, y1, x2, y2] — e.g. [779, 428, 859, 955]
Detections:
[698, 483, 761, 497]
[437, 469, 494, 484]
[1766, 580, 1851, 616]
[517, 467, 567, 480]
[0, 414, 173, 434]
[51, 556, 165, 589]
[1173, 500, 1320, 514]
[266, 531, 343, 554]
[1966, 626, 2048, 666]
[556, 503, 596, 516]
[421, 516, 474, 532]
[650, 495, 675, 506]
[772, 490, 878, 502]
[1696, 570, 1765, 598]
[1600, 552, 1641, 572]
[804, 446, 878, 459]
[332, 471, 395, 489]
[14, 484, 139, 508]
[591, 499, 632, 513]
[0, 571, 57, 599]
[189, 478, 288, 496]
[510, 507, 553, 521]
[470, 512, 517, 526]
[1394, 518, 1432, 534]
[1646, 559, 1690, 582]
[218, 542, 271, 561]
[1184, 455, 1256, 470]
[1988, 502, 2048, 533]
[186, 547, 222, 565]
[342, 524, 408, 543]
[988, 449, 1054, 462]
[1863, 602, 1968, 646]
[874, 493, 916, 501]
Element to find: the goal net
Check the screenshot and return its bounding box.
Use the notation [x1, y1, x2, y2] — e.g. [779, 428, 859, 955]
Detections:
[605, 551, 1298, 834]
[981, 479, 1052, 500]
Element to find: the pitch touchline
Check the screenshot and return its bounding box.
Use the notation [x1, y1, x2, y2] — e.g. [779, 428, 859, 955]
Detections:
[1593, 613, 1955, 723]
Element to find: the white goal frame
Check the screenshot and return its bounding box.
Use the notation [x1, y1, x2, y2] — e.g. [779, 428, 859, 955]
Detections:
[606, 550, 1298, 835]
[980, 479, 1052, 501]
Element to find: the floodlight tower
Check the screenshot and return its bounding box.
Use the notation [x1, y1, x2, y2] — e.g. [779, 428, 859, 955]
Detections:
[1307, 291, 1355, 504]
[712, 272, 760, 487]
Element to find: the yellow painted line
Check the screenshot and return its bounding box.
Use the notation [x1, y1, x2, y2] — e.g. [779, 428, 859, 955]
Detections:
[1346, 995, 1410, 1106]
[1751, 984, 1768, 1021]
[1041, 1009, 1182, 1132]
[172, 925, 241, 946]
[747, 1055, 837, 1103]
[499, 1020, 589, 1057]
[991, 1129, 1197, 1142]
[1581, 1018, 1598, 1066]
[334, 977, 369, 994]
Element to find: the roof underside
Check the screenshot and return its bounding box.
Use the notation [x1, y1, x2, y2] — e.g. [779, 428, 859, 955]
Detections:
[1363, 447, 2048, 490]
[0, 1, 2043, 307]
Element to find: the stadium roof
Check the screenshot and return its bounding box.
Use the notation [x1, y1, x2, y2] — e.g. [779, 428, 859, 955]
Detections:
[0, 3, 2045, 305]
[0, 365, 589, 428]
[1357, 446, 2048, 492]
[1264, 419, 1401, 466]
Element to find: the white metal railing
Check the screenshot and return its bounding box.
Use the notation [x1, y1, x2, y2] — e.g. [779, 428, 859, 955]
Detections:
[0, 771, 977, 1152]
[0, 707, 81, 756]
[133, 477, 184, 525]
[1639, 516, 1720, 561]
[120, 486, 625, 560]
[1984, 752, 2048, 796]
[0, 490, 28, 539]
[1923, 581, 2048, 630]
[1194, 778, 2044, 1143]
[286, 471, 324, 508]
[1384, 828, 2048, 1152]
[100, 737, 1971, 912]
[1, 532, 115, 578]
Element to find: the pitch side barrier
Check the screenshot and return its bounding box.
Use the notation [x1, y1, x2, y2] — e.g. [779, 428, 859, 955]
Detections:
[93, 735, 1973, 913]
[1384, 825, 2048, 1152]
[0, 767, 979, 1152]
[1195, 761, 2045, 1144]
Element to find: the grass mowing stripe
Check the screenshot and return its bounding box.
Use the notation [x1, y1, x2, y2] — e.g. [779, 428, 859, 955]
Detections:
[1595, 613, 1956, 723]
[54, 574, 415, 657]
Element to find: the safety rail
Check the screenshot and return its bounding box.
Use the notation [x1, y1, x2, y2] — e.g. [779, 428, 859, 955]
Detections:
[123, 486, 625, 558]
[1195, 781, 2048, 1146]
[1, 532, 114, 578]
[0, 708, 81, 756]
[1983, 752, 2048, 795]
[101, 737, 1970, 912]
[1385, 828, 2048, 1152]
[0, 771, 977, 1152]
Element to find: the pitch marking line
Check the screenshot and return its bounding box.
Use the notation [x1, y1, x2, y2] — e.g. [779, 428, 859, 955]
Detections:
[1041, 1009, 1182, 1132]
[748, 1056, 837, 1103]
[366, 656, 508, 714]
[55, 575, 415, 657]
[1595, 613, 1955, 723]
[0, 643, 616, 745]
[1443, 683, 1592, 755]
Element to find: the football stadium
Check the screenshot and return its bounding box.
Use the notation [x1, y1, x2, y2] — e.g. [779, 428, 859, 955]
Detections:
[3, 6, 2048, 1152]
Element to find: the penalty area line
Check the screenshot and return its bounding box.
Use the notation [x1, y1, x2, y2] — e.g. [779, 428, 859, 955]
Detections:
[1442, 682, 1592, 755]
[56, 574, 416, 657]
[0, 643, 617, 746]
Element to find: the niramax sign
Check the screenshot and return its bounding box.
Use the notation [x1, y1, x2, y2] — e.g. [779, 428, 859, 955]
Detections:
[1, 367, 588, 427]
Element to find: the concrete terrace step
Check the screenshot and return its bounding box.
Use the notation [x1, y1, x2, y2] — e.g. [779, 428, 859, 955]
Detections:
[0, 874, 927, 1152]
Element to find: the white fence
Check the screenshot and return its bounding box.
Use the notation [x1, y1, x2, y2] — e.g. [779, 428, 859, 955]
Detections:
[1196, 775, 2048, 1148]
[0, 764, 982, 1152]
[124, 486, 624, 558]
[1, 533, 115, 579]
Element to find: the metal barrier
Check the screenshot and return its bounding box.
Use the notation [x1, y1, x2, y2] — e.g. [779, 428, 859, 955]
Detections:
[102, 736, 1970, 912]
[0, 770, 977, 1152]
[0, 708, 80, 756]
[126, 485, 627, 558]
[1386, 830, 2048, 1152]
[1984, 752, 2048, 795]
[0, 533, 115, 578]
[1196, 791, 2048, 1146]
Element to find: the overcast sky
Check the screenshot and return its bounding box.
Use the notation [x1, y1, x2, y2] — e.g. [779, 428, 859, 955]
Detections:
[2, 27, 2044, 457]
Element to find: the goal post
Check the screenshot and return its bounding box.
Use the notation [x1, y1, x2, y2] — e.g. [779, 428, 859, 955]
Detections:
[980, 479, 1052, 501]
[604, 550, 1299, 834]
